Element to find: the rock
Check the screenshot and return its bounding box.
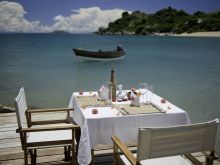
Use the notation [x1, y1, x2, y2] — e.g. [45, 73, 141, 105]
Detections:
[0, 105, 15, 113]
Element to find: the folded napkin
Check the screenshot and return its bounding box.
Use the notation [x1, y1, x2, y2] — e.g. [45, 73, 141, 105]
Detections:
[130, 90, 140, 107]
[117, 85, 126, 99]
[98, 85, 109, 101]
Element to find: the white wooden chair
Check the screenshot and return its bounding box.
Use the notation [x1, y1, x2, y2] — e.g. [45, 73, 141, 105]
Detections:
[15, 87, 79, 165]
[112, 119, 219, 165]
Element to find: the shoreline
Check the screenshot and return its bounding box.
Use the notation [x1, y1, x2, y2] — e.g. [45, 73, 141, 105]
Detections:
[174, 31, 220, 37]
[1, 31, 220, 37]
[97, 31, 220, 37]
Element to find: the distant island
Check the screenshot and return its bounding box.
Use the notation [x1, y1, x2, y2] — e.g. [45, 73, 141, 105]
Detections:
[96, 7, 220, 35]
[50, 30, 73, 34]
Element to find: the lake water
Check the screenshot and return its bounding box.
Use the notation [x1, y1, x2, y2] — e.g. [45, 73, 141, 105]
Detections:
[0, 33, 220, 154]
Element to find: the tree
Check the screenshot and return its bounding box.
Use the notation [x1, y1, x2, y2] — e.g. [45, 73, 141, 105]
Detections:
[122, 11, 129, 17]
[97, 7, 220, 35]
[98, 27, 106, 34]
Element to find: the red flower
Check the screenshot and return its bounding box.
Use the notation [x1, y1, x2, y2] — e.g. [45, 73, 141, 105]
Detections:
[161, 98, 166, 104]
[92, 109, 98, 114]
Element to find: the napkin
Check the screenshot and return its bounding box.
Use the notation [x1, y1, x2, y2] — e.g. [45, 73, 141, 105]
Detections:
[98, 85, 109, 101]
[117, 85, 126, 99]
[130, 90, 140, 107]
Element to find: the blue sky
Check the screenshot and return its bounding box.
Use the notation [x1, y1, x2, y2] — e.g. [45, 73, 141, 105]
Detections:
[1, 0, 220, 33]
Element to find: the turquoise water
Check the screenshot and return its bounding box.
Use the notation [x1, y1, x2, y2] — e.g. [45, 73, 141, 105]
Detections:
[0, 34, 220, 154]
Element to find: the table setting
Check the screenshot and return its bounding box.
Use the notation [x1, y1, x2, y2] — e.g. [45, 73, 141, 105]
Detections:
[68, 84, 190, 165]
[68, 69, 190, 165]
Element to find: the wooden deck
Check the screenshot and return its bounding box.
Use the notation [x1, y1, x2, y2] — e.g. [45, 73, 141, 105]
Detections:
[0, 112, 219, 165]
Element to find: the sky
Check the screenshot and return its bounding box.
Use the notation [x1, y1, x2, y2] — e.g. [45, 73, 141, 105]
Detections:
[0, 0, 220, 33]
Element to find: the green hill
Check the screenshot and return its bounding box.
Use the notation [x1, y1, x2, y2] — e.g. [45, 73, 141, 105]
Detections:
[97, 7, 220, 35]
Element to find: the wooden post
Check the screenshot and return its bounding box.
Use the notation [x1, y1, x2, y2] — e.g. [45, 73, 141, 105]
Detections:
[110, 68, 116, 102]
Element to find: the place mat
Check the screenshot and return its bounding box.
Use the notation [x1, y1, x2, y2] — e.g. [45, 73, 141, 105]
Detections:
[115, 104, 163, 115]
[76, 96, 109, 107]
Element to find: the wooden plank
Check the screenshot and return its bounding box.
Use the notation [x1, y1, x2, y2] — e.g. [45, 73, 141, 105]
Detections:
[0, 148, 23, 161]
[0, 142, 21, 149]
[0, 123, 19, 129]
[0, 146, 22, 154]
[0, 153, 113, 165]
[94, 154, 113, 165]
[0, 137, 20, 144]
[0, 147, 65, 161]
[0, 119, 17, 124]
[0, 158, 24, 165]
[0, 112, 219, 165]
[0, 113, 16, 117]
[0, 131, 19, 139]
[1, 155, 72, 165]
[0, 126, 17, 132]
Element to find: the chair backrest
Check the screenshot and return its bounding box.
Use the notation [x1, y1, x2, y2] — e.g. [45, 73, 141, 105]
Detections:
[137, 119, 219, 162]
[15, 87, 28, 128]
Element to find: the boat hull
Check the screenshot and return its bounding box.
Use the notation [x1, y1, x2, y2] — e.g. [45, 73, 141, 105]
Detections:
[73, 48, 125, 60]
[75, 54, 125, 62]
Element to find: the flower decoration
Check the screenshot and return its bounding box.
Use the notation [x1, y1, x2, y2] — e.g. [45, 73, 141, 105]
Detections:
[161, 98, 166, 104]
[92, 109, 98, 114]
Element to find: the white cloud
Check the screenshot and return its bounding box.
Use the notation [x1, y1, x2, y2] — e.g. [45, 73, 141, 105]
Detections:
[0, 1, 125, 33]
[51, 7, 125, 33]
[0, 1, 49, 33]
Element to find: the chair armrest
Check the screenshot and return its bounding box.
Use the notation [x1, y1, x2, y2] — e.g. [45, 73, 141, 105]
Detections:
[20, 124, 79, 132]
[27, 108, 73, 113]
[26, 108, 73, 126]
[111, 135, 136, 165]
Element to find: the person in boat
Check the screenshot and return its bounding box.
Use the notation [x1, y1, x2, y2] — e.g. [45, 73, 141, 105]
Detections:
[117, 44, 124, 51]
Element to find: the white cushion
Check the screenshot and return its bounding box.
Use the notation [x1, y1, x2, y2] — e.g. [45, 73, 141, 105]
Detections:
[120, 154, 192, 165]
[27, 130, 72, 143]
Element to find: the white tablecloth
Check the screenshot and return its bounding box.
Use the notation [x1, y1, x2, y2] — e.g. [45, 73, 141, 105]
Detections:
[68, 91, 190, 165]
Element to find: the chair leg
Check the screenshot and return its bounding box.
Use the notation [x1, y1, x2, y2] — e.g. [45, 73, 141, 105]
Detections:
[113, 143, 119, 165]
[29, 149, 37, 165]
[205, 151, 217, 165]
[34, 149, 37, 164]
[90, 149, 94, 165]
[72, 144, 76, 165]
[64, 146, 72, 161]
[24, 148, 28, 165]
[64, 146, 69, 161]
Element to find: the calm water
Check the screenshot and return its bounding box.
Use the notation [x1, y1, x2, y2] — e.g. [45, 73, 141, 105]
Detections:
[0, 33, 220, 154]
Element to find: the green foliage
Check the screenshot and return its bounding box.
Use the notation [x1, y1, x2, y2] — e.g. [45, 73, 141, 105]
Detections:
[98, 7, 220, 35]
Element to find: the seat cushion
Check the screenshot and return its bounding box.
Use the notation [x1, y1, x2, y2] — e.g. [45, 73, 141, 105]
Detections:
[27, 130, 72, 143]
[120, 154, 192, 165]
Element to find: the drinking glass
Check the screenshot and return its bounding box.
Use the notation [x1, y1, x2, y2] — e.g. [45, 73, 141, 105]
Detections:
[146, 84, 153, 104]
[139, 83, 147, 104]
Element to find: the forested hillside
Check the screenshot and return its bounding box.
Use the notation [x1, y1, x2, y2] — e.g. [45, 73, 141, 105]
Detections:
[97, 7, 220, 35]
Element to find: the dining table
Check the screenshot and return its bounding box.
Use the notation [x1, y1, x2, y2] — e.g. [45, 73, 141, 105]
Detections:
[68, 89, 190, 165]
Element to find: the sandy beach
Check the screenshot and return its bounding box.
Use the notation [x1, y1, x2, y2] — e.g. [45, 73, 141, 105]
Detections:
[175, 31, 220, 37]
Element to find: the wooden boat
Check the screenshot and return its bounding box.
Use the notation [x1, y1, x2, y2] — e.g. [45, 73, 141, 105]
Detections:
[73, 47, 125, 61]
